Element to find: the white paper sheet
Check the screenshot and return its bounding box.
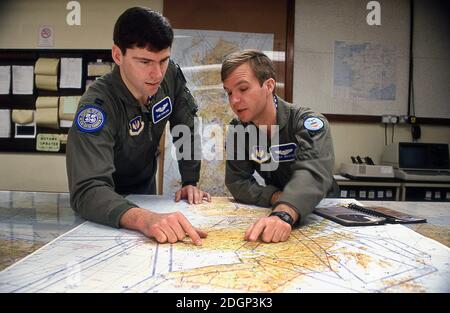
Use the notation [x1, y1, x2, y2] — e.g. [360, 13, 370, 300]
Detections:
[59, 58, 82, 89]
[0, 109, 11, 138]
[12, 65, 34, 95]
[0, 66, 11, 94]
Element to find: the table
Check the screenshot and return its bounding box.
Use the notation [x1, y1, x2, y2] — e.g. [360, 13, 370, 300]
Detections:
[0, 191, 84, 271]
[0, 192, 449, 292]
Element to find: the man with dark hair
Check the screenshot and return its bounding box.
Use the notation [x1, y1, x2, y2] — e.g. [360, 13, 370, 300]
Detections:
[67, 7, 210, 245]
[222, 49, 338, 243]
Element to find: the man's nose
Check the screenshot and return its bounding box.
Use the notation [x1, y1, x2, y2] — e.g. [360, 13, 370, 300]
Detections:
[151, 64, 163, 81]
[230, 95, 240, 106]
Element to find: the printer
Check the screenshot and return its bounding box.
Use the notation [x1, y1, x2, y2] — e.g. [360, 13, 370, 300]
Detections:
[381, 142, 450, 182]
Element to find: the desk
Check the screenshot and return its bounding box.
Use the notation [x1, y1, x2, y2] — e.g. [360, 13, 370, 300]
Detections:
[0, 192, 449, 292]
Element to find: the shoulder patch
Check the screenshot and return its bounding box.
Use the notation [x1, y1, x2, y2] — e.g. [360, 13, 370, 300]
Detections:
[76, 105, 106, 133]
[303, 117, 324, 132]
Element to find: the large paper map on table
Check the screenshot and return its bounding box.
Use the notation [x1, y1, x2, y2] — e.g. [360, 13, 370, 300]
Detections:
[0, 197, 448, 292]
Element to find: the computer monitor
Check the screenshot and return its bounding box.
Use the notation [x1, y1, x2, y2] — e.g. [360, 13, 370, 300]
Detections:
[382, 142, 450, 170]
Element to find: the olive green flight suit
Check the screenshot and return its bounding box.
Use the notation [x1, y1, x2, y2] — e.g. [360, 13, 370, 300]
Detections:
[67, 60, 200, 228]
[225, 96, 338, 223]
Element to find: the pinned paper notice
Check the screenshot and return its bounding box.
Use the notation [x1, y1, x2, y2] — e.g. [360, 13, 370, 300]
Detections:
[12, 66, 34, 94]
[60, 58, 82, 88]
[0, 109, 11, 138]
[0, 66, 11, 94]
[36, 133, 60, 152]
[59, 96, 79, 120]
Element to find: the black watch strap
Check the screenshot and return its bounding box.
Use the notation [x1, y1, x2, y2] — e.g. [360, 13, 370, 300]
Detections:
[182, 181, 197, 187]
[269, 211, 294, 226]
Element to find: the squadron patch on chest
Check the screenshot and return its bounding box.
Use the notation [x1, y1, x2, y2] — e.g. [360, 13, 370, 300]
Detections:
[75, 105, 106, 133]
[129, 116, 144, 136]
[269, 143, 297, 162]
[250, 146, 271, 164]
[152, 96, 172, 124]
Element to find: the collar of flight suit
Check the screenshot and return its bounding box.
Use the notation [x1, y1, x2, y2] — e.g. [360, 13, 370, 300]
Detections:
[275, 95, 291, 132]
[111, 66, 145, 109]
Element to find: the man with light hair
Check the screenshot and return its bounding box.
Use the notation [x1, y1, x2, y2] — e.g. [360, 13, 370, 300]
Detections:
[222, 49, 338, 243]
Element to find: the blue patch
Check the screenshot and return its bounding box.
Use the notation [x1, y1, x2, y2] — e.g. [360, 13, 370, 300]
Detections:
[304, 117, 324, 131]
[129, 116, 144, 136]
[76, 105, 106, 133]
[152, 96, 172, 124]
[269, 143, 297, 162]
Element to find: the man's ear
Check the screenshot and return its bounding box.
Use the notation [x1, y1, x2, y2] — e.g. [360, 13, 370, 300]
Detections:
[264, 78, 276, 95]
[111, 44, 123, 66]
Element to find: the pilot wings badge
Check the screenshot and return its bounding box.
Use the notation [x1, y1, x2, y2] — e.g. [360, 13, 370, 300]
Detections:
[155, 102, 168, 113]
[152, 96, 172, 123]
[274, 148, 294, 156]
[250, 146, 270, 164]
[269, 143, 297, 162]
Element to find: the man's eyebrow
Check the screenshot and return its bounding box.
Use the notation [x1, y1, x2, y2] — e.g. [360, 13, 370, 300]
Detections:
[232, 80, 249, 88]
[132, 56, 170, 62]
[224, 79, 249, 91]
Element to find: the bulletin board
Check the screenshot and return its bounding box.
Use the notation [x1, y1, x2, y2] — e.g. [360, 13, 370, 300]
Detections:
[0, 49, 113, 153]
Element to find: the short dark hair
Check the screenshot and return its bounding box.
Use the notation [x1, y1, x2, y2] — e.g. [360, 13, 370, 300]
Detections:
[113, 7, 174, 55]
[221, 49, 276, 87]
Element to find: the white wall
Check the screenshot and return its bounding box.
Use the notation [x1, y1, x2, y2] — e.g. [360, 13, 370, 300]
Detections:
[293, 0, 411, 116]
[294, 0, 450, 172]
[0, 0, 163, 49]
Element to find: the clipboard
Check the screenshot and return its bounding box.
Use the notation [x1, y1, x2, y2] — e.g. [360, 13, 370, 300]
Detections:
[314, 203, 427, 227]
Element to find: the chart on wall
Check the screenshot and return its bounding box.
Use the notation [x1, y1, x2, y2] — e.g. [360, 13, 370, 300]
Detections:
[163, 29, 274, 196]
[333, 40, 397, 101]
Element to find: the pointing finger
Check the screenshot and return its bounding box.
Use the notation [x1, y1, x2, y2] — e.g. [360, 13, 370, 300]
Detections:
[177, 213, 203, 245]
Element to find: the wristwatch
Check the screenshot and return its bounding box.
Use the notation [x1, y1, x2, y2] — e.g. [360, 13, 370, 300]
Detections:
[269, 211, 294, 226]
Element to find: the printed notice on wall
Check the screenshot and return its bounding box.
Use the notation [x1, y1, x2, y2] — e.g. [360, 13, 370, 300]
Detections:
[36, 133, 60, 152]
[38, 25, 54, 47]
[60, 58, 82, 89]
[0, 66, 11, 94]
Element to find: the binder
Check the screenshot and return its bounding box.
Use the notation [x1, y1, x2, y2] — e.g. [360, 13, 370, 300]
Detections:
[314, 203, 427, 226]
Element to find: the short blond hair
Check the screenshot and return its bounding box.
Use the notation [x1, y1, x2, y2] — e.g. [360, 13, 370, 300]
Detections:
[221, 49, 276, 88]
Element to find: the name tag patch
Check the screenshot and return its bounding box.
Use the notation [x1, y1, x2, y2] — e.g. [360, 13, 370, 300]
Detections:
[269, 143, 297, 162]
[152, 96, 172, 124]
[76, 105, 106, 133]
[129, 116, 145, 136]
[250, 146, 270, 164]
[304, 117, 324, 132]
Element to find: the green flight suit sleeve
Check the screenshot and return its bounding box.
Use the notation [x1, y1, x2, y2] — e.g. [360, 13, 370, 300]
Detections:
[274, 112, 335, 221]
[169, 62, 201, 185]
[66, 96, 138, 228]
[225, 122, 280, 207]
